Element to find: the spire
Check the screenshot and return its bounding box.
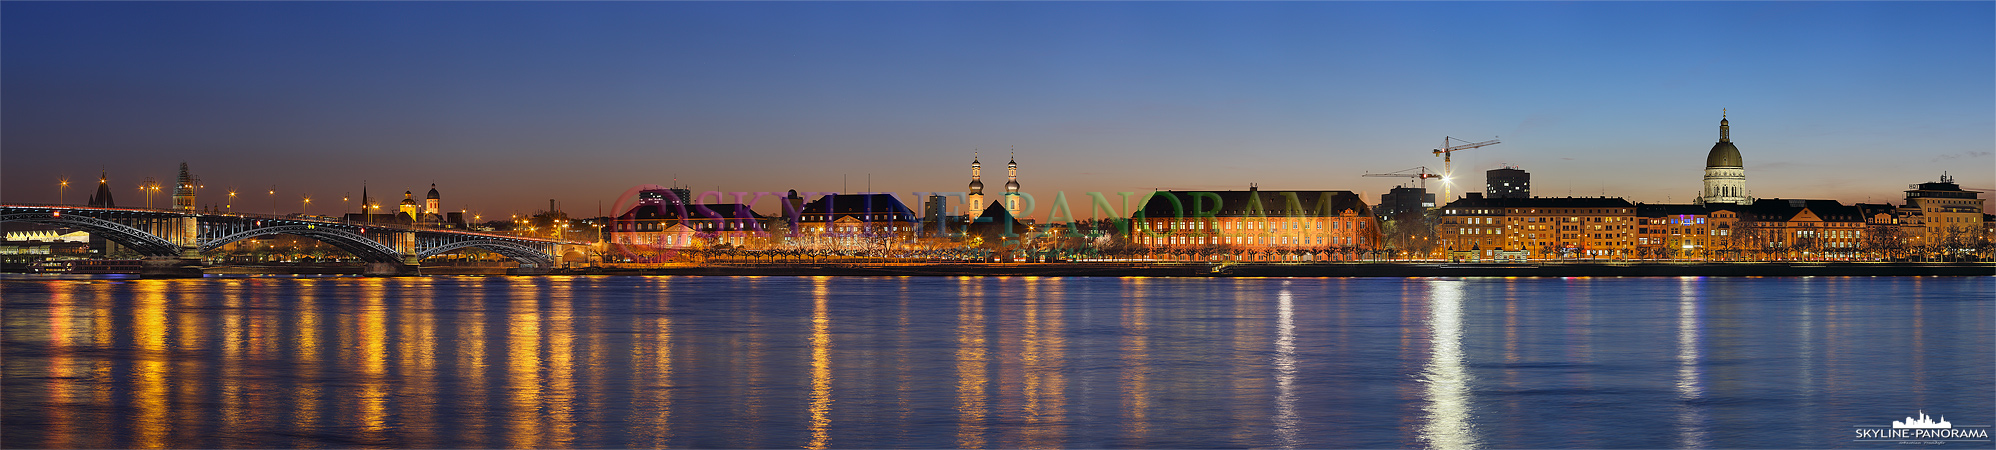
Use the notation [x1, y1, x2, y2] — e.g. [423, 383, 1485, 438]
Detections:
[172, 162, 196, 210]
[88, 170, 115, 208]
[1719, 109, 1729, 142]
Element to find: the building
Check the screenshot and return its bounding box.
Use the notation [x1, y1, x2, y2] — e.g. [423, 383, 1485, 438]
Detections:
[1486, 166, 1530, 199]
[1003, 152, 1023, 217]
[1898, 174, 1986, 253]
[86, 171, 115, 208]
[344, 183, 464, 227]
[1717, 199, 1868, 260]
[794, 193, 920, 250]
[1700, 112, 1749, 205]
[1436, 195, 1638, 261]
[967, 153, 985, 219]
[172, 162, 196, 211]
[1377, 186, 1435, 218]
[1132, 186, 1380, 261]
[611, 188, 772, 258]
[1635, 203, 1716, 260]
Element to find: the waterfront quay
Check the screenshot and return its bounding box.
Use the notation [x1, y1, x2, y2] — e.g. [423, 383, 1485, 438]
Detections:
[579, 261, 1995, 278]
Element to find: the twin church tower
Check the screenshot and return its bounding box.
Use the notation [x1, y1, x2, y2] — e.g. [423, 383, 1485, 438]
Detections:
[965, 150, 1022, 219]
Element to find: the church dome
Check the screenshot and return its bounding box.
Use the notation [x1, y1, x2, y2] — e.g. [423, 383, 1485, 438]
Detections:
[969, 179, 984, 191]
[1706, 116, 1741, 168]
[1004, 180, 1020, 190]
[427, 184, 440, 199]
[1706, 141, 1742, 168]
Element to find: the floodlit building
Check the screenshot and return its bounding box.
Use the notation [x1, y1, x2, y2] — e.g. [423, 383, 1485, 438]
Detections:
[1437, 194, 1638, 261]
[794, 193, 920, 250]
[1132, 186, 1379, 261]
[1700, 112, 1750, 205]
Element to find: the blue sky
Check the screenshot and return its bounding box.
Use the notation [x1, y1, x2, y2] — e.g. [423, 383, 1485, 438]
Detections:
[5, 1, 1990, 219]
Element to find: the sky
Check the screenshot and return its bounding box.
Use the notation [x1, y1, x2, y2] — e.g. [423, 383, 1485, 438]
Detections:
[5, 1, 1992, 221]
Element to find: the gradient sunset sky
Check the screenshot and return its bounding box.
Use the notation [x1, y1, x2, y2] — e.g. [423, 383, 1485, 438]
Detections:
[5, 1, 1991, 220]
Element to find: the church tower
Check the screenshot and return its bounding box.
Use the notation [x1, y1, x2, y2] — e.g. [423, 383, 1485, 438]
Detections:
[1699, 111, 1748, 205]
[172, 162, 196, 211]
[967, 152, 985, 219]
[1003, 152, 1021, 216]
[88, 171, 116, 208]
[399, 191, 420, 221]
[425, 184, 442, 220]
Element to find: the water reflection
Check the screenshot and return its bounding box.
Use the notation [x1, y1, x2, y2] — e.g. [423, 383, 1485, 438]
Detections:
[1675, 278, 1708, 448]
[1, 276, 1989, 449]
[806, 277, 833, 449]
[1417, 280, 1480, 450]
[949, 278, 984, 448]
[1272, 286, 1300, 449]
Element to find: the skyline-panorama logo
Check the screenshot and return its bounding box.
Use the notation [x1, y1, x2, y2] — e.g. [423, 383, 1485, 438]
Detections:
[1855, 411, 1991, 445]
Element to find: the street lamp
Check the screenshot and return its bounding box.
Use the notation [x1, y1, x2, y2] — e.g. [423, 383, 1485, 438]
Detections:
[269, 186, 277, 216]
[301, 195, 312, 216]
[228, 190, 237, 211]
[59, 178, 69, 205]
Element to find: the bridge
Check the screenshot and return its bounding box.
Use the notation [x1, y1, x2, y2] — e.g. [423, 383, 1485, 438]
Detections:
[2, 204, 562, 276]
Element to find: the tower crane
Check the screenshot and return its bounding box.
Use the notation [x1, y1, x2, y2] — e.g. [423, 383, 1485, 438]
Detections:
[1432, 136, 1500, 202]
[1362, 166, 1441, 189]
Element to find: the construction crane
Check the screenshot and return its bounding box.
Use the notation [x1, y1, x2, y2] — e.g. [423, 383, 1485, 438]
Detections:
[1362, 166, 1442, 189]
[1432, 136, 1500, 202]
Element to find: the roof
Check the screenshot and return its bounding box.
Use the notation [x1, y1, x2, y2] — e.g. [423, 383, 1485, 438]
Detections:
[1707, 141, 1743, 168]
[798, 194, 917, 222]
[1440, 196, 1635, 212]
[619, 202, 763, 221]
[968, 201, 1029, 236]
[1636, 203, 1714, 217]
[1136, 189, 1371, 218]
[1730, 198, 1864, 222]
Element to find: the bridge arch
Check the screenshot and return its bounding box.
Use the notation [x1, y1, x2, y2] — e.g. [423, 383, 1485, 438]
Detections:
[1, 212, 182, 257]
[418, 239, 555, 268]
[200, 224, 405, 263]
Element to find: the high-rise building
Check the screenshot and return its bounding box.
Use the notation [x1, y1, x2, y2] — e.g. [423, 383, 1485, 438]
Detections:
[1700, 111, 1748, 205]
[1486, 166, 1530, 199]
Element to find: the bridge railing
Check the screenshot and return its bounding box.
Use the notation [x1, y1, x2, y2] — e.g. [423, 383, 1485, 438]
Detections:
[4, 203, 559, 244]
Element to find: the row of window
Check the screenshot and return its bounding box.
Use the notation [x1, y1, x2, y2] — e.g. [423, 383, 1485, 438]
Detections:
[1145, 235, 1368, 246]
[1147, 219, 1369, 231]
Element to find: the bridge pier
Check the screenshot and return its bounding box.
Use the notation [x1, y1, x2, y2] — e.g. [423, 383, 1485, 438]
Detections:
[139, 257, 205, 278]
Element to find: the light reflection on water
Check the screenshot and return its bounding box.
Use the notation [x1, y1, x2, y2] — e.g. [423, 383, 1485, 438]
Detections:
[2, 275, 1991, 449]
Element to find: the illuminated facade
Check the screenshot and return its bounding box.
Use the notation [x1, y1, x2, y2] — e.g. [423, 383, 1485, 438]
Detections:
[1132, 187, 1380, 261]
[1700, 112, 1749, 205]
[1436, 195, 1637, 260]
[967, 153, 985, 219]
[611, 189, 771, 253]
[794, 193, 919, 250]
[1003, 153, 1022, 217]
[1898, 174, 1986, 250]
[1717, 199, 1868, 260]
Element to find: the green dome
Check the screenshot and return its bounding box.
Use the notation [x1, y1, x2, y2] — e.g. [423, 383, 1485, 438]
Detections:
[1706, 141, 1742, 168]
